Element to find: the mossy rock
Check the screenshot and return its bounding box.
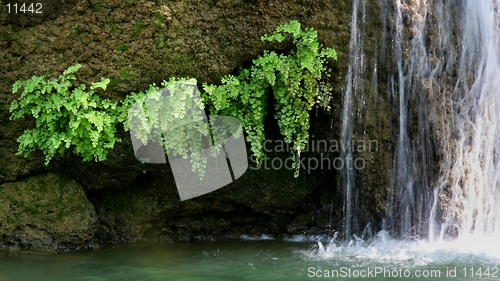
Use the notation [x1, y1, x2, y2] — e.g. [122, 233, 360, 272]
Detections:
[0, 173, 97, 252]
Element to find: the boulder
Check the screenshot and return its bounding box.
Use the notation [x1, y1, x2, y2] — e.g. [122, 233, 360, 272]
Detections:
[0, 173, 97, 252]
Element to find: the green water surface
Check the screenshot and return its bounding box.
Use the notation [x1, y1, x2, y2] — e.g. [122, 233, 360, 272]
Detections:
[0, 237, 498, 281]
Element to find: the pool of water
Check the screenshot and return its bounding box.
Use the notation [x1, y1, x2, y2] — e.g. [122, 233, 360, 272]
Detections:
[1, 232, 499, 281]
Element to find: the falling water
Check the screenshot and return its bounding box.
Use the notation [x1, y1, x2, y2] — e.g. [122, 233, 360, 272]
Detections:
[384, 0, 436, 239]
[433, 0, 500, 239]
[340, 0, 366, 240]
[390, 0, 416, 239]
[340, 0, 500, 241]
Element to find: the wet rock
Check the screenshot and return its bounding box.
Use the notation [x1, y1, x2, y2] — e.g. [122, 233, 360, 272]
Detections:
[0, 173, 97, 252]
[89, 158, 319, 244]
[286, 209, 337, 237]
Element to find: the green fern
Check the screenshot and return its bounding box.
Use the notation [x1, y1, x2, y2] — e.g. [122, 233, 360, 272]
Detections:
[123, 77, 211, 178]
[202, 20, 337, 176]
[10, 64, 122, 164]
[10, 21, 337, 179]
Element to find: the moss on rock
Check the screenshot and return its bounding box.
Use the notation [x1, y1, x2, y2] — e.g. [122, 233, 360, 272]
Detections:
[0, 173, 97, 252]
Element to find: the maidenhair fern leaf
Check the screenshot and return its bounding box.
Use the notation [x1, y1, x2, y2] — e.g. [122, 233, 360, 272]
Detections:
[202, 20, 337, 176]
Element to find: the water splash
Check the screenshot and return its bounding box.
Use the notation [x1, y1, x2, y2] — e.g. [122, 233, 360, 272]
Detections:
[303, 230, 500, 267]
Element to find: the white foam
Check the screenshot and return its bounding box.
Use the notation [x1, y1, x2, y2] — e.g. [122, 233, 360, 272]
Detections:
[301, 231, 500, 267]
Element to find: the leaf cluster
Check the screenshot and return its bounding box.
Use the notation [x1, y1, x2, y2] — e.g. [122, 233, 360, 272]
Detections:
[202, 20, 337, 176]
[10, 64, 122, 164]
[9, 21, 337, 179]
[123, 78, 211, 178]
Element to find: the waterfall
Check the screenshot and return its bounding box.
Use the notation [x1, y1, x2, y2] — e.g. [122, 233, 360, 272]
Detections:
[340, 0, 366, 240]
[433, 0, 500, 239]
[390, 0, 416, 239]
[341, 0, 500, 241]
[384, 0, 436, 239]
[394, 0, 500, 239]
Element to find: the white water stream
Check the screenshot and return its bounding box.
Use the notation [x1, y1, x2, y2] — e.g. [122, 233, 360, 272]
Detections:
[432, 0, 500, 240]
[330, 0, 500, 268]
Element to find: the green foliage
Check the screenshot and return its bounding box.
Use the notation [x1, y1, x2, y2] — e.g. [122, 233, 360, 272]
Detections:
[9, 67, 210, 174]
[9, 64, 124, 165]
[123, 78, 212, 178]
[202, 20, 337, 176]
[202, 70, 268, 165]
[9, 21, 337, 179]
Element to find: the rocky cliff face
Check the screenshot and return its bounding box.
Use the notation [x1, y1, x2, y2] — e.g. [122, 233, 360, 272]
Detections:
[0, 0, 397, 251]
